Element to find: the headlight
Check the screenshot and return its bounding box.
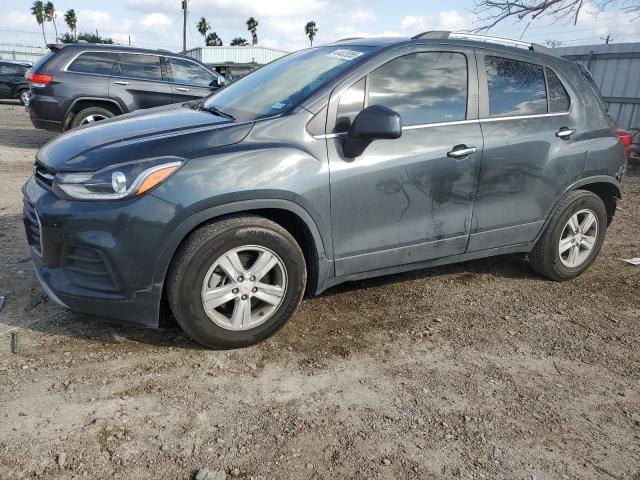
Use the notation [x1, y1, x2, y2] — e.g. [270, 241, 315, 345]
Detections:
[54, 157, 183, 200]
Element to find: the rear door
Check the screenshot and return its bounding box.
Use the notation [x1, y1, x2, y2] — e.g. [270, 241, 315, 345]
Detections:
[110, 53, 173, 111]
[468, 52, 586, 252]
[166, 56, 219, 103]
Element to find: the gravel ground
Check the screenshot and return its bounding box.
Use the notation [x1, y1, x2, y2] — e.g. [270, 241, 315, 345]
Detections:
[0, 102, 639, 480]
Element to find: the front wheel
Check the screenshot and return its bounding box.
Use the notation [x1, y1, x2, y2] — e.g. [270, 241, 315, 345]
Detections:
[529, 190, 608, 281]
[167, 216, 307, 349]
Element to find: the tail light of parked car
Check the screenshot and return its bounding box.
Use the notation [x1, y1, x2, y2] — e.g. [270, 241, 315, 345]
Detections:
[26, 70, 53, 88]
[613, 128, 633, 164]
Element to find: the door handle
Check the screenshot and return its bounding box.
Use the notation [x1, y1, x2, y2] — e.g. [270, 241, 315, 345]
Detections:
[556, 127, 576, 139]
[447, 145, 478, 158]
[175, 87, 190, 92]
[113, 81, 130, 85]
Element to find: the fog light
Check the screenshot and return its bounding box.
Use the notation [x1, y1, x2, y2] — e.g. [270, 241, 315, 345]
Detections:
[112, 171, 127, 194]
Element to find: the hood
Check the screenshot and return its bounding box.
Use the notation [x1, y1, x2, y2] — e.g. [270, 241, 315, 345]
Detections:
[37, 104, 253, 172]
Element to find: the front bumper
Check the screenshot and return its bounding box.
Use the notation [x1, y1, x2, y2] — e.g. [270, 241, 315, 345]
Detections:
[22, 175, 185, 327]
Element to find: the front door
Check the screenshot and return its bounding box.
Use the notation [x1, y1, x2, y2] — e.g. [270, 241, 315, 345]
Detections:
[326, 48, 484, 276]
[110, 53, 173, 111]
[166, 56, 218, 103]
[468, 52, 587, 251]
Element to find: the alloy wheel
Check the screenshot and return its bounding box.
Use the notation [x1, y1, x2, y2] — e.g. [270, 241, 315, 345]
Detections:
[80, 114, 108, 125]
[558, 209, 598, 268]
[200, 245, 287, 331]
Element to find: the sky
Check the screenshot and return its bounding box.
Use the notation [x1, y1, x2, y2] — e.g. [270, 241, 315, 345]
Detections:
[5, 0, 640, 53]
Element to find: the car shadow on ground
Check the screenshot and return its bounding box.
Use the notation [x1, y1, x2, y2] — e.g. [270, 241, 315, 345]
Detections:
[9, 251, 539, 351]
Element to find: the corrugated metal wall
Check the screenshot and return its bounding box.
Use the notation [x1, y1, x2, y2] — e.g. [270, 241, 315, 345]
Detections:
[0, 43, 48, 63]
[184, 46, 288, 65]
[555, 43, 640, 131]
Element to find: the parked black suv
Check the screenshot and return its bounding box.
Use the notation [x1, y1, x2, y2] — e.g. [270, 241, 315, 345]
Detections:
[23, 33, 629, 349]
[26, 44, 225, 132]
[0, 60, 31, 105]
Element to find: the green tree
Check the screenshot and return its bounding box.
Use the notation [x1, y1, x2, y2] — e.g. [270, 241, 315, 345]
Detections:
[305, 21, 317, 47]
[31, 1, 47, 45]
[230, 37, 249, 46]
[246, 17, 258, 45]
[206, 32, 223, 46]
[197, 17, 210, 46]
[64, 9, 77, 41]
[44, 2, 58, 42]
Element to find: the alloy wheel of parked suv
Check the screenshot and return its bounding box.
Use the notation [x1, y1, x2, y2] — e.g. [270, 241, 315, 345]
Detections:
[167, 216, 306, 348]
[19, 90, 30, 106]
[71, 107, 114, 129]
[529, 190, 607, 281]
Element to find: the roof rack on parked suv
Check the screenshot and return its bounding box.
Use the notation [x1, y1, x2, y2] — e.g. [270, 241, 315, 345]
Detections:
[411, 31, 556, 56]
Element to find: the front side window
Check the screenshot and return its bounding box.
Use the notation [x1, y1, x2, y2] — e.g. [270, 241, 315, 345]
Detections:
[368, 52, 468, 126]
[337, 78, 365, 131]
[546, 67, 570, 113]
[485, 56, 547, 117]
[168, 58, 215, 87]
[67, 52, 118, 76]
[118, 53, 163, 82]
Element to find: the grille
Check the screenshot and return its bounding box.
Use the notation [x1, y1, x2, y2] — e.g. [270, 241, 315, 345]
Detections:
[61, 245, 119, 293]
[23, 199, 42, 256]
[34, 162, 54, 188]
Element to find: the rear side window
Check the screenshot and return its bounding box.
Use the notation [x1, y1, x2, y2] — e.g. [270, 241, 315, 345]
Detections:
[68, 52, 118, 76]
[368, 52, 468, 126]
[168, 57, 215, 86]
[118, 53, 163, 81]
[485, 56, 547, 117]
[546, 68, 570, 112]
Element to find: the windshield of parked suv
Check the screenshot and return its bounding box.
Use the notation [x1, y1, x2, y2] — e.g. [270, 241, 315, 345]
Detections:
[202, 46, 375, 122]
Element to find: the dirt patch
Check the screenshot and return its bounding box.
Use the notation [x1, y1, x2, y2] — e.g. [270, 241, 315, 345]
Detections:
[0, 104, 638, 479]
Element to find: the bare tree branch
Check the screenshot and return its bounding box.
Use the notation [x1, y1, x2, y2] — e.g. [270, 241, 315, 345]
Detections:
[473, 0, 640, 31]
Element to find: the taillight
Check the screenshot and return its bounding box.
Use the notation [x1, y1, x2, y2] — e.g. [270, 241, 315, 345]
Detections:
[613, 128, 633, 164]
[26, 71, 53, 87]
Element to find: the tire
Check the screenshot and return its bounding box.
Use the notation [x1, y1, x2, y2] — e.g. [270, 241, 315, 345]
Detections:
[70, 106, 115, 129]
[17, 89, 29, 106]
[167, 216, 307, 349]
[529, 190, 607, 281]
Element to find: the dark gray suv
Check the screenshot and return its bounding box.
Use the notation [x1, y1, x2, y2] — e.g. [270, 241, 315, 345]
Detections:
[23, 32, 630, 348]
[26, 43, 224, 132]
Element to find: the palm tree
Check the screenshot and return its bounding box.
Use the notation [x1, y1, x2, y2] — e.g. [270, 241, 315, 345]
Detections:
[196, 17, 210, 46]
[31, 1, 47, 45]
[206, 32, 223, 46]
[64, 9, 77, 42]
[305, 21, 317, 47]
[44, 2, 58, 42]
[230, 37, 249, 46]
[246, 17, 258, 45]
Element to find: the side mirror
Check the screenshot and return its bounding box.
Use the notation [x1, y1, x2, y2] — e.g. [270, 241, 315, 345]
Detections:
[343, 105, 402, 158]
[210, 76, 227, 88]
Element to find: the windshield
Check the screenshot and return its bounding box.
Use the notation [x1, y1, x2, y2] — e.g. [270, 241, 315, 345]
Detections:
[202, 46, 375, 122]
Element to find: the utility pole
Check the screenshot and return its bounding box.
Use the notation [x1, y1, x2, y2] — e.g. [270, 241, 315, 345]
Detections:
[182, 0, 188, 53]
[600, 33, 611, 44]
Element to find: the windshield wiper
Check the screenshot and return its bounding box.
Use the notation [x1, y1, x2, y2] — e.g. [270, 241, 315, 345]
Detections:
[200, 104, 235, 121]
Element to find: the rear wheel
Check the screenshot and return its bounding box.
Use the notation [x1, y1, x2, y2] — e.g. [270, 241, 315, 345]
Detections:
[167, 216, 307, 348]
[529, 190, 607, 281]
[18, 89, 29, 106]
[70, 106, 115, 129]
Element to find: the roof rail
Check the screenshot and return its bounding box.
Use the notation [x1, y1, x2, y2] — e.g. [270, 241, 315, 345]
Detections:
[411, 31, 556, 56]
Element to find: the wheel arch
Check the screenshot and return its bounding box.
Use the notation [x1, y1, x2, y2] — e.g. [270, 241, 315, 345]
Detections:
[63, 97, 125, 130]
[153, 199, 330, 300]
[566, 176, 622, 225]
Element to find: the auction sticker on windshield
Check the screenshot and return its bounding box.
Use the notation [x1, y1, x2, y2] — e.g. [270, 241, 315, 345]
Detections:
[326, 49, 365, 61]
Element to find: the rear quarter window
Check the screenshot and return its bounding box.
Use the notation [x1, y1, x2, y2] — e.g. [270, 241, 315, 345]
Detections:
[68, 52, 118, 75]
[545, 67, 570, 113]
